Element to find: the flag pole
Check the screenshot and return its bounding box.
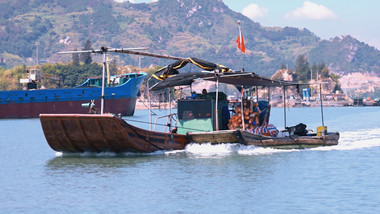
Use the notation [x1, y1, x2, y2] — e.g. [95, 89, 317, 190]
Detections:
[237, 20, 245, 71]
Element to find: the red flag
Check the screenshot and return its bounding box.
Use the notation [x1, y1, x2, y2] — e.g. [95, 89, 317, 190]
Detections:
[236, 24, 245, 53]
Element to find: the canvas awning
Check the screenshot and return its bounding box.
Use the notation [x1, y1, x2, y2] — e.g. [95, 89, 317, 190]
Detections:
[151, 58, 231, 81]
[149, 57, 303, 91]
[149, 70, 301, 91]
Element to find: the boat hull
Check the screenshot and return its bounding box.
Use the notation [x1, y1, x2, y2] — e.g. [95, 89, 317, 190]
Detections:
[40, 114, 189, 153]
[0, 73, 146, 118]
[188, 130, 339, 149]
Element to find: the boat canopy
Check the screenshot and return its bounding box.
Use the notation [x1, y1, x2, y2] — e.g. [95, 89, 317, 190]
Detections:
[152, 58, 231, 81]
[149, 58, 301, 91]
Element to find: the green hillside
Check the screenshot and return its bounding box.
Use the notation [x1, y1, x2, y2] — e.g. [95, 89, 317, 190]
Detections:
[1, 0, 379, 76]
[308, 35, 380, 74]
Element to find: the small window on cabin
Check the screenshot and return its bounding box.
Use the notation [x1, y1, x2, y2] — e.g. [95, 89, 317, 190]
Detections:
[178, 100, 212, 119]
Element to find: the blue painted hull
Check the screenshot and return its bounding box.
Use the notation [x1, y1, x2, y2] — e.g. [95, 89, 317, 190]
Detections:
[0, 73, 146, 118]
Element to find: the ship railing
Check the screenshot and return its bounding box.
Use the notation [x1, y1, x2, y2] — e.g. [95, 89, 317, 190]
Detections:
[153, 113, 177, 133]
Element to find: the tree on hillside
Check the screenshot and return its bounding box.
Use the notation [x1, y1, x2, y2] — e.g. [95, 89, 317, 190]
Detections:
[330, 73, 342, 92]
[0, 65, 26, 90]
[81, 39, 92, 65]
[53, 63, 102, 87]
[319, 62, 330, 79]
[109, 58, 118, 75]
[72, 48, 80, 66]
[295, 54, 310, 82]
[311, 62, 318, 81]
[311, 61, 329, 81]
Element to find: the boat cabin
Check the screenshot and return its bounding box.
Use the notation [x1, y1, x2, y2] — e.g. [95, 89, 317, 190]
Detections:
[78, 73, 139, 88]
[176, 93, 270, 135]
[176, 92, 229, 134]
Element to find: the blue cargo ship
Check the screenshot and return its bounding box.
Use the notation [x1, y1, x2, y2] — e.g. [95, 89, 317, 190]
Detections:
[0, 72, 146, 118]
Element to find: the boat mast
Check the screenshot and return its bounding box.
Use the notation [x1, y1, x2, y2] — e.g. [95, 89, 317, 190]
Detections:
[319, 83, 325, 127]
[215, 74, 219, 131]
[168, 87, 172, 131]
[236, 21, 246, 130]
[283, 86, 287, 129]
[284, 58, 289, 129]
[101, 52, 106, 114]
[255, 86, 258, 101]
[237, 21, 245, 71]
[241, 87, 245, 129]
[148, 76, 152, 131]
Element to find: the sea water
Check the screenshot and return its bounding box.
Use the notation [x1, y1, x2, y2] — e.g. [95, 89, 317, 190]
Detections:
[1, 107, 380, 213]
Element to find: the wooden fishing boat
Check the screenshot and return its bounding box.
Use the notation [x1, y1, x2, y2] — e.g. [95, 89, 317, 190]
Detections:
[40, 48, 339, 153]
[188, 129, 339, 149]
[40, 113, 188, 153]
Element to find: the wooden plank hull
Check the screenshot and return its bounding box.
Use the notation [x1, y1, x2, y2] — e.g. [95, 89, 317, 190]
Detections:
[40, 114, 189, 153]
[188, 130, 339, 149]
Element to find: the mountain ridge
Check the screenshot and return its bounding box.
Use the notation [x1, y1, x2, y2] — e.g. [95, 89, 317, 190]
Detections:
[1, 0, 379, 78]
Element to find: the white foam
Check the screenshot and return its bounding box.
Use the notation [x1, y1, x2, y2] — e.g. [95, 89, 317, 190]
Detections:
[185, 143, 239, 158]
[164, 149, 186, 155]
[184, 143, 294, 157]
[312, 128, 380, 151]
[237, 146, 296, 155]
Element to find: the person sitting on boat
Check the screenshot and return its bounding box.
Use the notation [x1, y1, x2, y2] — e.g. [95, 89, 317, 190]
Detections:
[198, 88, 208, 99]
[186, 91, 197, 99]
[249, 102, 261, 126]
[202, 89, 207, 95]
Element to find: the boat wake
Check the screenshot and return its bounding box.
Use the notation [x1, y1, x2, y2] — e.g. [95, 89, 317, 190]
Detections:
[312, 128, 380, 151]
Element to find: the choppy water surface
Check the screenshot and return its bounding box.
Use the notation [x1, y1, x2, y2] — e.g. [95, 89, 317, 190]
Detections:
[1, 107, 380, 213]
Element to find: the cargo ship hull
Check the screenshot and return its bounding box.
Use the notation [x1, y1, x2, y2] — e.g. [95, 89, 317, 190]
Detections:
[0, 73, 146, 119]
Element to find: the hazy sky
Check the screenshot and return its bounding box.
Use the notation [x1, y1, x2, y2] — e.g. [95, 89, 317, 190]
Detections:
[117, 0, 380, 50]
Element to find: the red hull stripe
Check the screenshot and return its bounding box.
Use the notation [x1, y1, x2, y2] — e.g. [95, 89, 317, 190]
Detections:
[0, 97, 136, 118]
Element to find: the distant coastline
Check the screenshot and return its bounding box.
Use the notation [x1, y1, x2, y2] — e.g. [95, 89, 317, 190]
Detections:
[134, 98, 379, 110]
